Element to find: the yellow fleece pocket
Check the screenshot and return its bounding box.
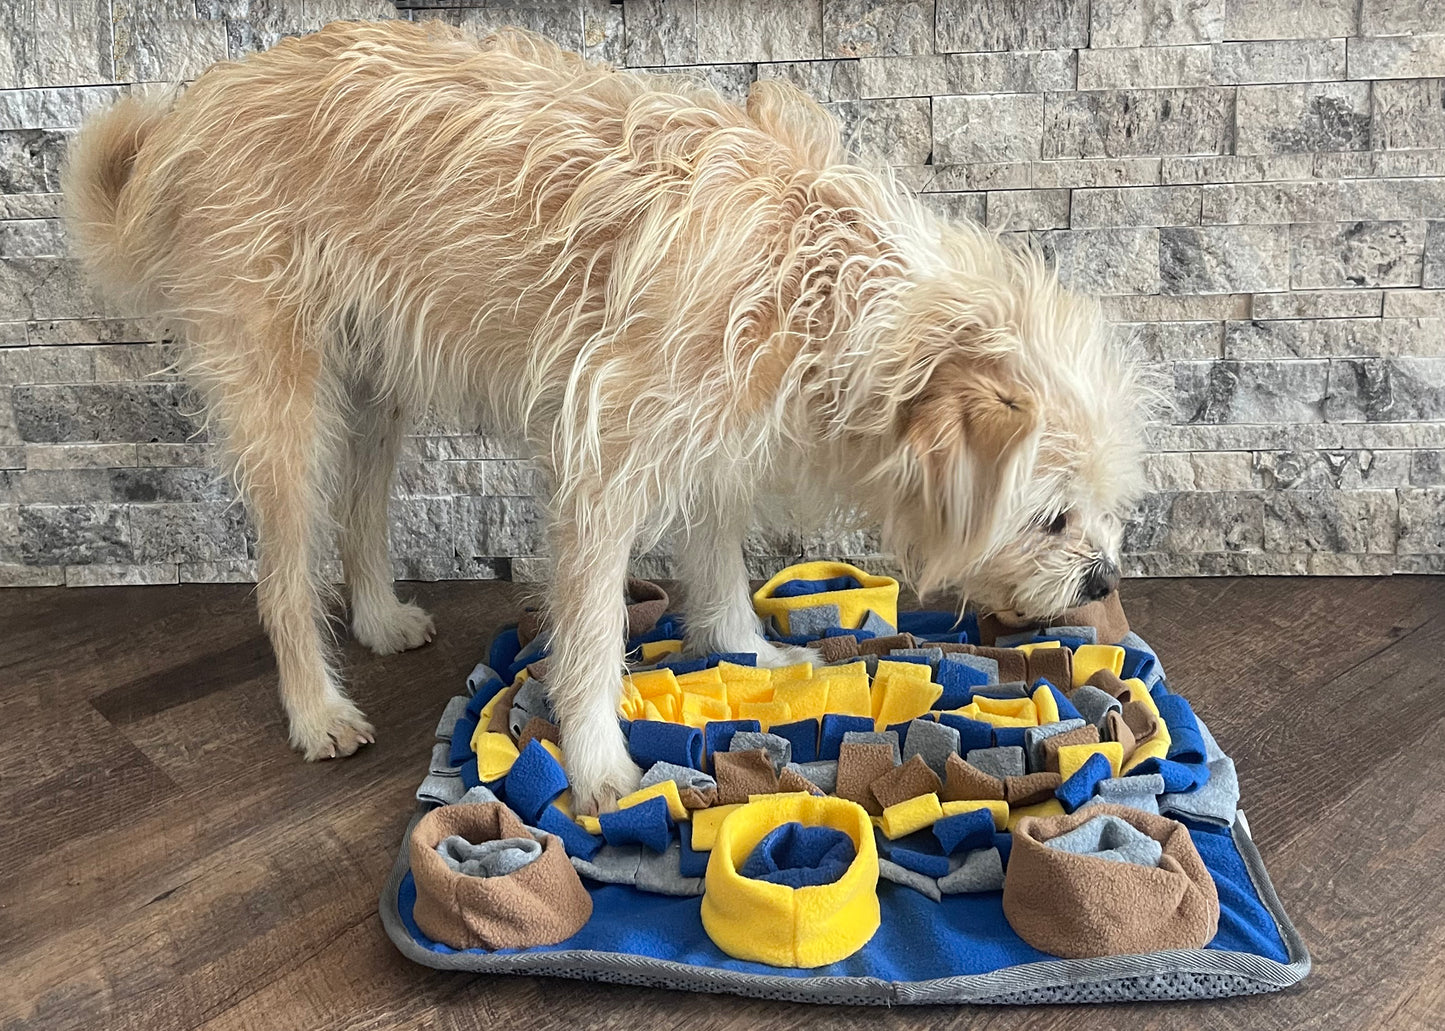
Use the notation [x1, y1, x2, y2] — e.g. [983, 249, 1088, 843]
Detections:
[751, 561, 900, 635]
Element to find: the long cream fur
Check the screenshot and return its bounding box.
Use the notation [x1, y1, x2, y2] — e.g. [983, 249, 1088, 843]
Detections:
[63, 20, 1148, 812]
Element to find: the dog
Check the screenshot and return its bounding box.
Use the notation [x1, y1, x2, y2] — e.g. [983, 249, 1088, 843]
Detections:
[63, 20, 1148, 813]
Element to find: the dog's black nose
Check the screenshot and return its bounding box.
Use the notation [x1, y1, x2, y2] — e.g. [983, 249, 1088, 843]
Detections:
[1078, 561, 1119, 603]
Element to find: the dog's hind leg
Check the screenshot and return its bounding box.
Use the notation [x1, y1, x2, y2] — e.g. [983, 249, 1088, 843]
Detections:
[337, 375, 434, 655]
[676, 500, 819, 668]
[541, 488, 644, 814]
[206, 320, 373, 760]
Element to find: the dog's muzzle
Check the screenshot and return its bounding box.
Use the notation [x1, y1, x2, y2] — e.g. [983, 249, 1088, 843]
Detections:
[1077, 559, 1120, 603]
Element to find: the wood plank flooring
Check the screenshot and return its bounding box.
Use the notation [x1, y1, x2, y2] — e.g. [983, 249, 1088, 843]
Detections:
[2, 576, 1441, 1030]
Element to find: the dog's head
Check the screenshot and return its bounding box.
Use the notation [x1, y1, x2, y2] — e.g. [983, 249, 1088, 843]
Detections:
[852, 229, 1151, 622]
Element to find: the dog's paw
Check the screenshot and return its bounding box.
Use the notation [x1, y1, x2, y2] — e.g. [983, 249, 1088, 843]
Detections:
[290, 698, 376, 761]
[352, 599, 435, 656]
[569, 752, 643, 816]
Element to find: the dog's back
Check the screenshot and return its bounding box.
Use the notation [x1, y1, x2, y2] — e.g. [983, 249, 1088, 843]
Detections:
[63, 20, 837, 442]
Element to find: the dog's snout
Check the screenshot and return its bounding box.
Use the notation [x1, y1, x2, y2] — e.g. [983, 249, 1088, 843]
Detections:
[1078, 560, 1120, 603]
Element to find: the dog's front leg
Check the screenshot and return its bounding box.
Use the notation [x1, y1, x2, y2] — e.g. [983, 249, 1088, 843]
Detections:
[677, 502, 819, 668]
[543, 494, 643, 815]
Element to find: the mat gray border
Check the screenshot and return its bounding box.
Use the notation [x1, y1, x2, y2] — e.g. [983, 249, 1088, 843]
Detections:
[378, 804, 1310, 1005]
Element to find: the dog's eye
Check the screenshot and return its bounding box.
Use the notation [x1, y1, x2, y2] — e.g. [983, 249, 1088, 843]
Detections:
[1043, 512, 1068, 535]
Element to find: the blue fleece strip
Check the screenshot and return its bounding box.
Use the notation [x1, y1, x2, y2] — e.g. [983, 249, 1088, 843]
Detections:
[934, 808, 997, 855]
[739, 822, 856, 887]
[819, 714, 875, 761]
[487, 625, 521, 678]
[504, 740, 570, 822]
[707, 652, 758, 667]
[536, 804, 604, 861]
[888, 846, 952, 878]
[770, 575, 864, 597]
[459, 757, 481, 790]
[628, 720, 705, 771]
[1055, 750, 1115, 813]
[659, 657, 709, 675]
[937, 656, 992, 708]
[993, 832, 1013, 869]
[937, 713, 994, 754]
[1121, 646, 1158, 683]
[1158, 693, 1207, 765]
[770, 719, 820, 764]
[703, 719, 761, 768]
[677, 821, 710, 878]
[992, 726, 1028, 749]
[448, 715, 480, 766]
[599, 795, 674, 854]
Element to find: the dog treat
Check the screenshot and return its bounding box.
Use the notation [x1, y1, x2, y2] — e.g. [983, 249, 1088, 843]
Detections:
[941, 753, 1007, 802]
[714, 748, 780, 804]
[933, 807, 996, 855]
[901, 718, 961, 780]
[1004, 805, 1219, 958]
[410, 802, 592, 951]
[835, 742, 899, 815]
[964, 746, 1026, 781]
[939, 847, 1006, 894]
[599, 794, 674, 853]
[1004, 772, 1063, 807]
[503, 739, 570, 822]
[1040, 724, 1102, 773]
[1026, 648, 1072, 694]
[729, 731, 792, 773]
[869, 754, 943, 810]
[1054, 750, 1115, 812]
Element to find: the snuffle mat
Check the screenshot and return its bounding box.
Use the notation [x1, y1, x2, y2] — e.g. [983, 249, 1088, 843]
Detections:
[381, 562, 1309, 1005]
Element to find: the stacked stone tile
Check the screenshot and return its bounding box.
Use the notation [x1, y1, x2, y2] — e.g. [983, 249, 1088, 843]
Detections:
[1, 1, 1441, 586]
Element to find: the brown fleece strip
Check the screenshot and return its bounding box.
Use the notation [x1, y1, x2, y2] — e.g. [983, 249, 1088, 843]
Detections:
[410, 802, 593, 950]
[778, 766, 826, 795]
[973, 647, 1029, 686]
[1003, 804, 1220, 958]
[815, 635, 860, 663]
[1026, 647, 1073, 691]
[518, 716, 560, 752]
[941, 753, 1007, 802]
[1040, 724, 1102, 774]
[869, 754, 943, 810]
[1087, 668, 1130, 698]
[713, 748, 779, 805]
[858, 633, 918, 656]
[487, 686, 521, 737]
[836, 741, 899, 815]
[1004, 772, 1064, 807]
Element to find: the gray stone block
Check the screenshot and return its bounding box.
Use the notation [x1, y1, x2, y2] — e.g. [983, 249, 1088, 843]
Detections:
[1042, 88, 1233, 160]
[936, 0, 1089, 52]
[1236, 83, 1371, 156]
[12, 383, 201, 444]
[1089, 0, 1224, 47]
[860, 50, 1074, 99]
[986, 189, 1069, 232]
[1373, 79, 1445, 152]
[830, 97, 931, 165]
[1042, 227, 1161, 296]
[934, 93, 1042, 163]
[1071, 186, 1202, 228]
[1172, 359, 1330, 424]
[1211, 39, 1345, 84]
[1161, 225, 1290, 294]
[1263, 490, 1400, 554]
[824, 0, 934, 59]
[1076, 45, 1211, 91]
[1327, 357, 1445, 422]
[1224, 0, 1356, 39]
[694, 0, 822, 64]
[1398, 488, 1445, 554]
[1123, 491, 1266, 554]
[1224, 319, 1384, 359]
[1032, 157, 1163, 189]
[1291, 221, 1426, 291]
[16, 502, 131, 565]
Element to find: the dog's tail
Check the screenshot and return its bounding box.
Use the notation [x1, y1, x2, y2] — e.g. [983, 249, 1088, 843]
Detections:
[62, 92, 172, 310]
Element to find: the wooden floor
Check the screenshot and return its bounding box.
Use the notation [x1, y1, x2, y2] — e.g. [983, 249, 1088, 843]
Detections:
[2, 576, 1443, 1030]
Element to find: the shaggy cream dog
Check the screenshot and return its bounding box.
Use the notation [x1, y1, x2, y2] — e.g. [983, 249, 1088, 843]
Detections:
[64, 20, 1147, 812]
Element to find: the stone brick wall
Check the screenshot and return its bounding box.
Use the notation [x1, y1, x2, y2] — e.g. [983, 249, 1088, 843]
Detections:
[2, 1, 1443, 587]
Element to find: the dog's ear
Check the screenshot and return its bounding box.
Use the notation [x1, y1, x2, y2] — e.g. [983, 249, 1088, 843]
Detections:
[746, 79, 843, 168]
[905, 357, 1041, 555]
